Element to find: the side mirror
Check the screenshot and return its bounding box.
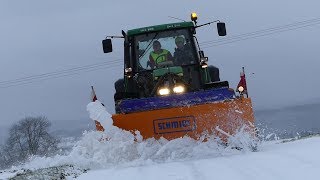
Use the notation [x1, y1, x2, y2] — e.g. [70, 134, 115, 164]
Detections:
[102, 39, 113, 53]
[217, 22, 227, 36]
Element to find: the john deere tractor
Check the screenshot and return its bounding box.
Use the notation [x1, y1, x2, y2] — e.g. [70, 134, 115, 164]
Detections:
[102, 13, 255, 141]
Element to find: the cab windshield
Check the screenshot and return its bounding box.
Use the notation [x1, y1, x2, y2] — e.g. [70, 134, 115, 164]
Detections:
[134, 29, 197, 71]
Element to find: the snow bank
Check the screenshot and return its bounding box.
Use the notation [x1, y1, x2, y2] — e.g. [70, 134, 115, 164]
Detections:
[3, 101, 319, 179]
[22, 128, 256, 171]
[13, 100, 257, 172]
[78, 136, 320, 180]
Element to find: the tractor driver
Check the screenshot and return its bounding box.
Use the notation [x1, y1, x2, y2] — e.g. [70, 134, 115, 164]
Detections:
[149, 40, 173, 69]
[173, 36, 194, 66]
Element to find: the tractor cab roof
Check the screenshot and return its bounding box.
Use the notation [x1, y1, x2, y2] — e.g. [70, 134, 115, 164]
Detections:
[127, 21, 195, 37]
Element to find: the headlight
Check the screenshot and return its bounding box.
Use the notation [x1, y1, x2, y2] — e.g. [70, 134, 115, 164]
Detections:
[200, 57, 208, 68]
[173, 85, 185, 94]
[238, 86, 244, 92]
[158, 87, 170, 96]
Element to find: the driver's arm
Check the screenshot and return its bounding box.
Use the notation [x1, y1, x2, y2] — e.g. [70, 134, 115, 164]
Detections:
[166, 51, 174, 62]
[149, 55, 156, 69]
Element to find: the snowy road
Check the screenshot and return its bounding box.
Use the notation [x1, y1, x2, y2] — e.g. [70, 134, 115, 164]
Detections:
[78, 137, 320, 180]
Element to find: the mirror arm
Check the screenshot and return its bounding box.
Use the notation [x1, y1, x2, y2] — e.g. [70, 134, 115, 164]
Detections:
[105, 30, 126, 39]
[195, 20, 220, 28]
[105, 35, 124, 39]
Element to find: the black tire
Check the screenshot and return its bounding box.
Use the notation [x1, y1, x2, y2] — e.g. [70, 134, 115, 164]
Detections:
[114, 78, 125, 93]
[208, 65, 220, 82]
[114, 78, 125, 103]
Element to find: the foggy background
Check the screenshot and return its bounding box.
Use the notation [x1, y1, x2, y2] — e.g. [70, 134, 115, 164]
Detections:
[1, 0, 320, 143]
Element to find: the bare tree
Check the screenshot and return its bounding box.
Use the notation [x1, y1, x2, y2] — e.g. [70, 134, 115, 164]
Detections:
[1, 116, 59, 168]
[0, 146, 8, 169]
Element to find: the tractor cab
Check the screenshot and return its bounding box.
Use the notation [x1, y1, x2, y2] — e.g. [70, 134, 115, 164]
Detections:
[103, 16, 227, 108]
[128, 22, 204, 98]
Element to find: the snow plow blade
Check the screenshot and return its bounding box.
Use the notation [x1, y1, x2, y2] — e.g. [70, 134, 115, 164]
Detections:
[112, 97, 254, 140]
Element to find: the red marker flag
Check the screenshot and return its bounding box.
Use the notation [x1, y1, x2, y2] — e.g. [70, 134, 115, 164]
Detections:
[91, 86, 98, 102]
[237, 67, 248, 96]
[90, 86, 105, 132]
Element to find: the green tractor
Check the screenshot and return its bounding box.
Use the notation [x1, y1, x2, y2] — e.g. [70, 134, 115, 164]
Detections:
[100, 13, 255, 141]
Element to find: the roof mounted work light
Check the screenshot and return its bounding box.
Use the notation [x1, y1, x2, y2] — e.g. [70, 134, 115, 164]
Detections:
[191, 12, 198, 22]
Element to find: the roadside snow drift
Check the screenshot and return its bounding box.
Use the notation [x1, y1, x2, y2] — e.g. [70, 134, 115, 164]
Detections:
[77, 136, 320, 180]
[3, 100, 319, 180]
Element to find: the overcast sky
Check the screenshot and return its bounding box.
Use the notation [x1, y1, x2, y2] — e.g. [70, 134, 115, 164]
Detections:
[1, 0, 320, 129]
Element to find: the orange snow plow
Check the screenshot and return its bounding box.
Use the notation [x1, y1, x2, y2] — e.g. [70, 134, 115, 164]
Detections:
[112, 97, 254, 140]
[98, 13, 255, 141]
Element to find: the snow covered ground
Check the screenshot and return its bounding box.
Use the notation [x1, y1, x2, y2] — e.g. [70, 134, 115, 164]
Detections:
[1, 101, 320, 179]
[2, 135, 319, 180]
[78, 136, 320, 180]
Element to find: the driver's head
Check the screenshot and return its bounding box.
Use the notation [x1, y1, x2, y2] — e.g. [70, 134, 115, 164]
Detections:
[175, 36, 185, 48]
[153, 40, 161, 52]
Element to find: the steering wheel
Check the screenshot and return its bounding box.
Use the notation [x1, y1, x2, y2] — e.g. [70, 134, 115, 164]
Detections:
[154, 54, 174, 68]
[157, 61, 173, 68]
